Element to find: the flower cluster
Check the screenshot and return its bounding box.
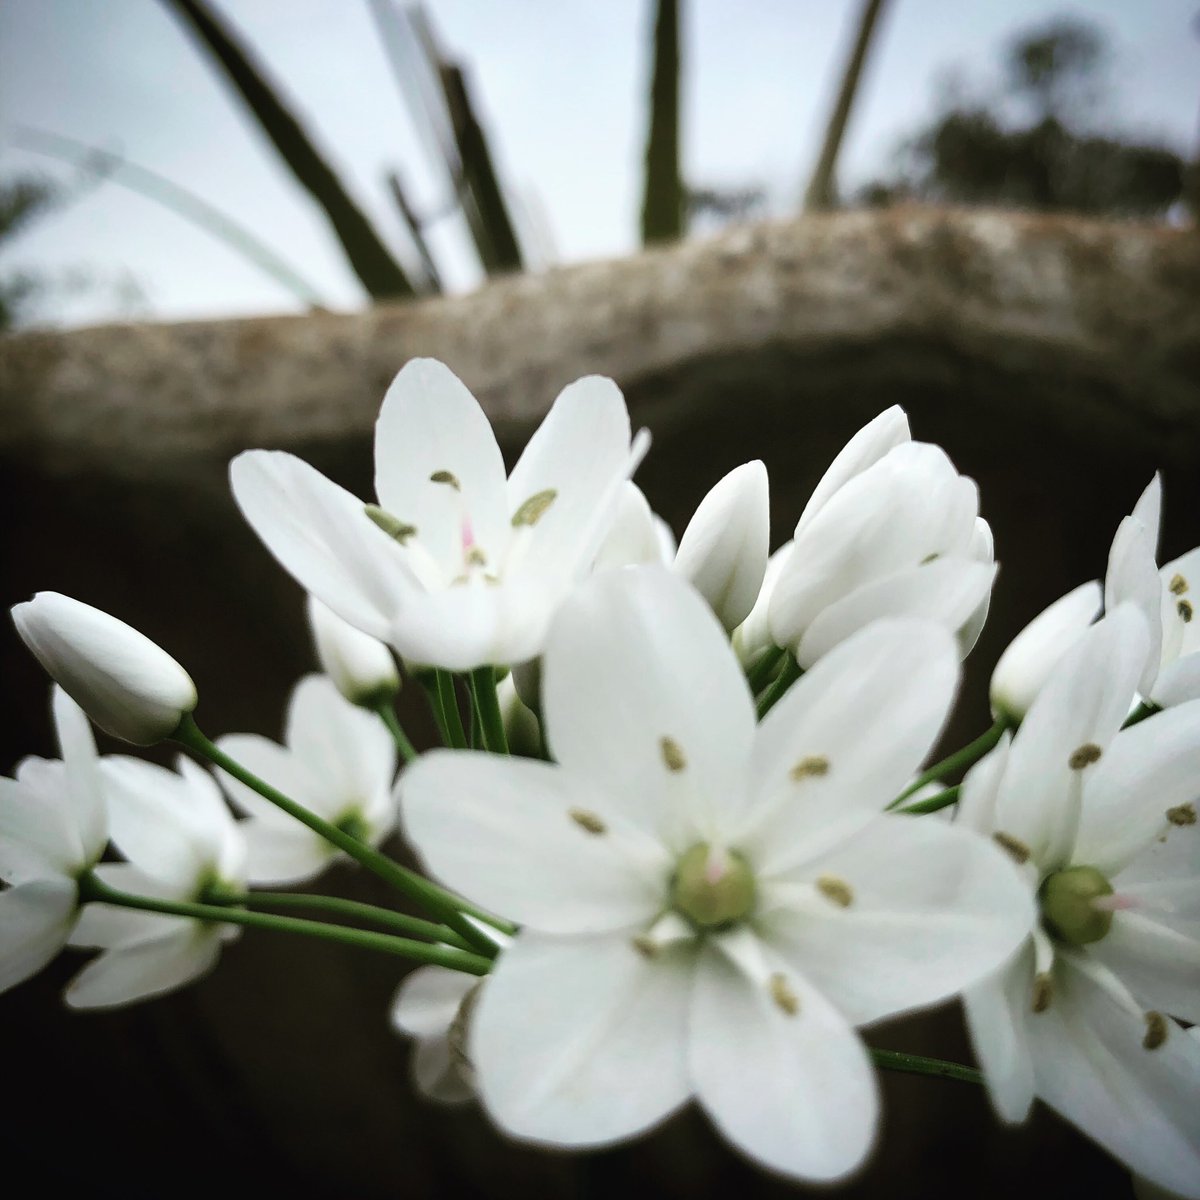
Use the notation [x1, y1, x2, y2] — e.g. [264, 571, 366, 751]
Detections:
[4, 360, 1197, 1192]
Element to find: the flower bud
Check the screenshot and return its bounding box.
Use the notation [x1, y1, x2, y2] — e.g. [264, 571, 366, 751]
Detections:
[306, 595, 399, 708]
[671, 843, 756, 928]
[12, 592, 196, 745]
[990, 581, 1102, 723]
[674, 461, 770, 632]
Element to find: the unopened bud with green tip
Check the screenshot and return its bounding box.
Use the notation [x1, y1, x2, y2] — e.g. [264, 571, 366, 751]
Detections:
[306, 595, 400, 708]
[671, 843, 756, 928]
[12, 591, 197, 745]
[1039, 866, 1114, 946]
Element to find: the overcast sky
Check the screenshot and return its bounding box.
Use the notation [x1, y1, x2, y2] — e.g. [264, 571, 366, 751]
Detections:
[1, 0, 1196, 327]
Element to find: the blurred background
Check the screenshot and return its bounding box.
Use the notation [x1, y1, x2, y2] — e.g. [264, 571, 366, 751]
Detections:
[1, 2, 1198, 1197]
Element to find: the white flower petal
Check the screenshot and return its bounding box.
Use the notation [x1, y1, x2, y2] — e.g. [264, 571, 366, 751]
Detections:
[230, 449, 420, 643]
[412, 1034, 475, 1104]
[374, 358, 509, 578]
[471, 932, 693, 1147]
[12, 593, 196, 745]
[955, 732, 1012, 836]
[505, 375, 635, 585]
[0, 877, 76, 994]
[1106, 515, 1164, 696]
[51, 687, 107, 862]
[795, 558, 996, 668]
[989, 581, 1102, 723]
[674, 460, 770, 632]
[101, 756, 220, 890]
[542, 566, 755, 851]
[991, 605, 1149, 871]
[1152, 653, 1200, 708]
[793, 405, 910, 537]
[690, 929, 877, 1183]
[1088, 911, 1200, 1024]
[0, 765, 81, 882]
[69, 863, 176, 948]
[65, 925, 222, 1009]
[1025, 958, 1200, 1197]
[732, 540, 792, 667]
[241, 820, 330, 887]
[592, 483, 668, 570]
[762, 815, 1036, 1025]
[959, 517, 996, 656]
[306, 595, 399, 706]
[400, 751, 671, 934]
[962, 944, 1037, 1123]
[741, 619, 959, 873]
[214, 734, 324, 821]
[391, 964, 476, 1039]
[1075, 698, 1200, 874]
[1133, 474, 1163, 557]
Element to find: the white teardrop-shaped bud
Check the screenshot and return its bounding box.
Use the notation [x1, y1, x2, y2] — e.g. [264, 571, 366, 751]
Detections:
[306, 595, 399, 707]
[12, 593, 197, 745]
[674, 461, 770, 632]
[989, 581, 1102, 723]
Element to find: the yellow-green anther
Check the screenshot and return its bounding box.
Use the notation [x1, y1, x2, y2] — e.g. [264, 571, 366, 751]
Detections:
[1040, 866, 1114, 946]
[512, 489, 558, 527]
[671, 843, 756, 929]
[430, 470, 461, 491]
[364, 505, 417, 544]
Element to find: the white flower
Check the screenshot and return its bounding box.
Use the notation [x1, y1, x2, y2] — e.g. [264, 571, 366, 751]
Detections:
[306, 595, 399, 707]
[232, 358, 647, 671]
[67, 754, 247, 1009]
[592, 483, 675, 571]
[768, 431, 995, 669]
[0, 689, 107, 994]
[399, 567, 1033, 1182]
[391, 966, 479, 1103]
[989, 580, 1102, 723]
[214, 675, 397, 885]
[958, 605, 1200, 1196]
[732, 540, 794, 668]
[674, 461, 769, 632]
[1106, 474, 1200, 707]
[11, 592, 197, 744]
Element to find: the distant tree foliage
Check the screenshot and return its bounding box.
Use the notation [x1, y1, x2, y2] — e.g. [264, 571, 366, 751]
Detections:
[0, 176, 58, 330]
[863, 19, 1188, 219]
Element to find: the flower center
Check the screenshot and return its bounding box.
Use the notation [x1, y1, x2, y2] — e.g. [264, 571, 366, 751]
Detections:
[1039, 865, 1114, 946]
[670, 842, 756, 929]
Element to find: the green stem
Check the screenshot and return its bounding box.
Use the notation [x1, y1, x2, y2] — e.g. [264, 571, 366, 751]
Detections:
[418, 672, 453, 746]
[375, 701, 418, 764]
[1124, 700, 1160, 728]
[889, 716, 1007, 809]
[870, 1048, 982, 1086]
[79, 873, 491, 975]
[235, 891, 472, 951]
[471, 667, 510, 755]
[756, 655, 802, 721]
[173, 715, 497, 954]
[745, 645, 786, 695]
[436, 670, 468, 749]
[897, 785, 960, 816]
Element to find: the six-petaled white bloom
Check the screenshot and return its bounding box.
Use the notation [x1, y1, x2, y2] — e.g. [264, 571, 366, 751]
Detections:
[12, 592, 197, 745]
[1106, 474, 1200, 708]
[989, 580, 1102, 723]
[768, 426, 995, 669]
[67, 754, 247, 1009]
[214, 675, 398, 885]
[0, 688, 107, 994]
[958, 605, 1200, 1197]
[306, 595, 400, 708]
[232, 358, 647, 671]
[399, 567, 1033, 1183]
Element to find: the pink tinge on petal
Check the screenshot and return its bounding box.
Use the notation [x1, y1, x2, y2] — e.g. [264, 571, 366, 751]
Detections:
[461, 517, 476, 551]
[1091, 893, 1140, 913]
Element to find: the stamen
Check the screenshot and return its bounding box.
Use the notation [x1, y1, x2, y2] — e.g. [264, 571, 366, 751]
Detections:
[659, 736, 687, 772]
[790, 755, 829, 781]
[1143, 1011, 1169, 1050]
[1169, 573, 1189, 596]
[1068, 743, 1102, 770]
[816, 875, 854, 907]
[1178, 599, 1194, 623]
[993, 831, 1031, 864]
[769, 973, 799, 1016]
[632, 935, 657, 959]
[512, 489, 558, 527]
[465, 547, 487, 567]
[1031, 973, 1053, 1013]
[430, 470, 461, 491]
[568, 808, 607, 835]
[1166, 803, 1196, 826]
[364, 504, 417, 544]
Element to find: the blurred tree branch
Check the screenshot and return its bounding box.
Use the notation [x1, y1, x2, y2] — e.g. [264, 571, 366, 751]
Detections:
[641, 0, 684, 244]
